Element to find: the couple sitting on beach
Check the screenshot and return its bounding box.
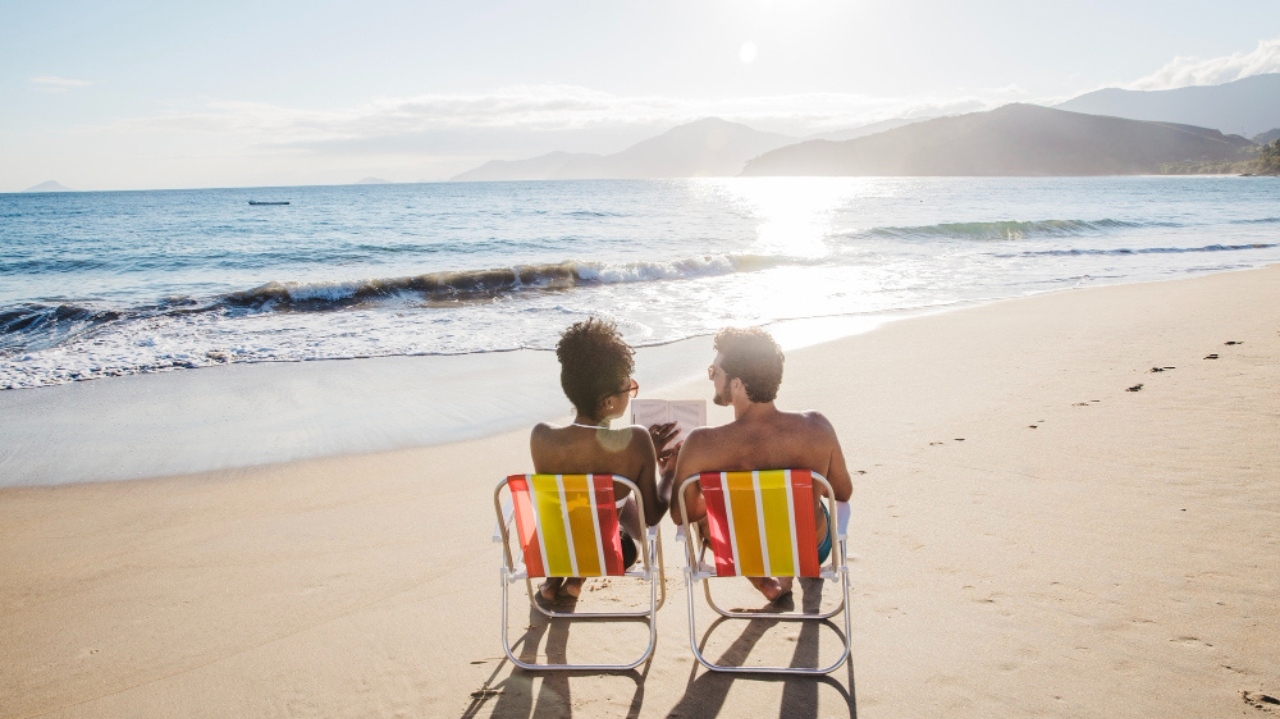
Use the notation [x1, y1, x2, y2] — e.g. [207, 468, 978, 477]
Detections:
[531, 318, 853, 603]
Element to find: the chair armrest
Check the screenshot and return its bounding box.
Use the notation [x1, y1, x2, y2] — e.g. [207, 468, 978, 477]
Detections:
[835, 501, 851, 540]
[492, 496, 514, 543]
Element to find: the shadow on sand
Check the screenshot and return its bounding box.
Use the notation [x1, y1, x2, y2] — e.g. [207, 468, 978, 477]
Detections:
[461, 599, 652, 719]
[665, 578, 857, 719]
[463, 578, 855, 719]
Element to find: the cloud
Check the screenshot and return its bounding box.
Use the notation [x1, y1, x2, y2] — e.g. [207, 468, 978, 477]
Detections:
[30, 76, 92, 92]
[127, 83, 1031, 150]
[1128, 36, 1280, 90]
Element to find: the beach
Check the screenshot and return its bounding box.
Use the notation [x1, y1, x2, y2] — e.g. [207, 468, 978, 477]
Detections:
[2, 265, 1277, 718]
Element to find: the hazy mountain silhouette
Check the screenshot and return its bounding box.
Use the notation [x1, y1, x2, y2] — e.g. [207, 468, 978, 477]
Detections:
[23, 180, 75, 192]
[1254, 127, 1280, 145]
[452, 151, 602, 182]
[1055, 74, 1280, 138]
[803, 117, 926, 143]
[740, 104, 1256, 177]
[452, 118, 795, 181]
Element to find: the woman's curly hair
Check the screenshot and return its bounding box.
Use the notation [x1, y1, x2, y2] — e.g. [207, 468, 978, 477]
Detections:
[556, 318, 635, 418]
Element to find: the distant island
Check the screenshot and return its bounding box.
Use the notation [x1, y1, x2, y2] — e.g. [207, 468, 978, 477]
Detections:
[740, 104, 1256, 177]
[23, 180, 75, 193]
[355, 177, 392, 185]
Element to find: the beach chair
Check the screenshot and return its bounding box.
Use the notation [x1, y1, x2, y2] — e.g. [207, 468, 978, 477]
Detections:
[493, 473, 665, 671]
[676, 469, 852, 674]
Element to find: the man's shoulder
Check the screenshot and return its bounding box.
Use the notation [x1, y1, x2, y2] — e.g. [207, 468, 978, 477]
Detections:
[771, 408, 830, 429]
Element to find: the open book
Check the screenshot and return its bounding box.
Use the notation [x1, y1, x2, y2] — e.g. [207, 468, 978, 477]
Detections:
[631, 399, 707, 445]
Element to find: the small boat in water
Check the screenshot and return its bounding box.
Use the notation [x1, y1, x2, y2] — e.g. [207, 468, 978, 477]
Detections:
[248, 200, 290, 206]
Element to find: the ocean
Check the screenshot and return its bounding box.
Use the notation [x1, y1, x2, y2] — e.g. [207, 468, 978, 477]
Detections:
[3, 176, 1278, 391]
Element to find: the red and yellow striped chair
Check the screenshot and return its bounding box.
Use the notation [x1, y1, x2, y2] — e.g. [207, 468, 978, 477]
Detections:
[493, 473, 664, 671]
[677, 469, 852, 674]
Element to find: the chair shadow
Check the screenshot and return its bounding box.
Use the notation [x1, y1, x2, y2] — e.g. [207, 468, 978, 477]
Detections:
[665, 577, 857, 719]
[464, 598, 653, 719]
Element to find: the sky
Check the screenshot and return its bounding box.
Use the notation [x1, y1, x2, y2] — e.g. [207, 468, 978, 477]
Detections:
[4, 0, 1280, 191]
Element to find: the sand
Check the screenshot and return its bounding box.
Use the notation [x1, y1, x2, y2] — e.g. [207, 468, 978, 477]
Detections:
[1, 266, 1277, 718]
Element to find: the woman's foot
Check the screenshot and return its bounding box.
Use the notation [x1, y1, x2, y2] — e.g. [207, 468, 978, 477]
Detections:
[538, 577, 584, 602]
[538, 578, 563, 601]
[561, 577, 584, 598]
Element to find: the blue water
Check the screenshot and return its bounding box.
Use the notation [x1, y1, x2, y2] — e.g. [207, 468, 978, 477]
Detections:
[2, 177, 1278, 389]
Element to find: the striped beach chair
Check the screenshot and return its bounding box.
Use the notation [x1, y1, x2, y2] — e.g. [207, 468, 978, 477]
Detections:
[493, 473, 664, 671]
[676, 469, 852, 674]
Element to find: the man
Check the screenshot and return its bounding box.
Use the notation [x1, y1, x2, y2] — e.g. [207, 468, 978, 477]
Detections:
[669, 326, 853, 602]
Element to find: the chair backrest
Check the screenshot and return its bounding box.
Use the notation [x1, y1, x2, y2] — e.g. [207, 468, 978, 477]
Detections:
[503, 474, 630, 579]
[696, 469, 827, 578]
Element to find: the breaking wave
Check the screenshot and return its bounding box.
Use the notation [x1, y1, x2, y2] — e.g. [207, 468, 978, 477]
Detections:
[0, 254, 796, 354]
[862, 218, 1175, 241]
[996, 243, 1278, 258]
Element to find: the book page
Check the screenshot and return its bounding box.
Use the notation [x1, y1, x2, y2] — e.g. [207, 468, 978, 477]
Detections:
[666, 400, 707, 444]
[630, 399, 670, 432]
[632, 399, 706, 445]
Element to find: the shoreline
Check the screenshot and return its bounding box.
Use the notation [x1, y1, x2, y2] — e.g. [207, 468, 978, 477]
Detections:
[0, 264, 1268, 487]
[2, 263, 1277, 717]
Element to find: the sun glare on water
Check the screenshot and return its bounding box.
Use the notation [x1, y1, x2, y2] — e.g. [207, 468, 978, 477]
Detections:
[700, 177, 863, 258]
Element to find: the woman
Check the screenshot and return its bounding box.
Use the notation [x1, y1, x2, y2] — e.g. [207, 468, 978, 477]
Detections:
[530, 318, 679, 601]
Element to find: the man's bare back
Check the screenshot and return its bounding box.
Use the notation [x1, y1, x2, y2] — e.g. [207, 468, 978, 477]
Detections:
[670, 328, 852, 602]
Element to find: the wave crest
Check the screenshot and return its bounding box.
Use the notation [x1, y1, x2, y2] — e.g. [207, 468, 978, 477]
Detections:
[863, 218, 1166, 241]
[998, 242, 1278, 258]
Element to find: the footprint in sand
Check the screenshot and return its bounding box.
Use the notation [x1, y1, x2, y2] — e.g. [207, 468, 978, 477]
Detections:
[1224, 340, 1244, 346]
[1242, 691, 1279, 711]
[1126, 384, 1143, 392]
[1204, 353, 1219, 360]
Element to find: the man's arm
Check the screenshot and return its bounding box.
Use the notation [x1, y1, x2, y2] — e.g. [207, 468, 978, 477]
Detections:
[811, 413, 853, 502]
[668, 427, 708, 526]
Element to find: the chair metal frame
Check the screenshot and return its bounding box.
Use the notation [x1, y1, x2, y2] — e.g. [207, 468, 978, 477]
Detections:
[494, 473, 665, 671]
[676, 469, 852, 675]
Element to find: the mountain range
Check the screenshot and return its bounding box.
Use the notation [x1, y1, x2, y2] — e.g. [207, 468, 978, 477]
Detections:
[452, 118, 796, 181]
[1055, 73, 1280, 139]
[450, 75, 1279, 180]
[740, 104, 1256, 176]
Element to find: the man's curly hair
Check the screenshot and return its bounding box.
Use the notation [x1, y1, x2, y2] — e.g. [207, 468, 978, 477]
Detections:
[714, 326, 784, 403]
[556, 318, 635, 418]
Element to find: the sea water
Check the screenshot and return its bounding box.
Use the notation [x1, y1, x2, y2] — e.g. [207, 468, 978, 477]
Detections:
[3, 176, 1278, 390]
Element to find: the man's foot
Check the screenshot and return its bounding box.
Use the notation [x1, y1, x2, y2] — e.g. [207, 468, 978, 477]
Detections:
[748, 576, 794, 602]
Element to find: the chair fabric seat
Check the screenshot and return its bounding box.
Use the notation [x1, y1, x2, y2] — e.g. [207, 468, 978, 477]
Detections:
[699, 469, 823, 578]
[507, 473, 626, 579]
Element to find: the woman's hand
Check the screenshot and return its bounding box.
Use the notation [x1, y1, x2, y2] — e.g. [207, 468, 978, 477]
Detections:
[649, 421, 677, 455]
